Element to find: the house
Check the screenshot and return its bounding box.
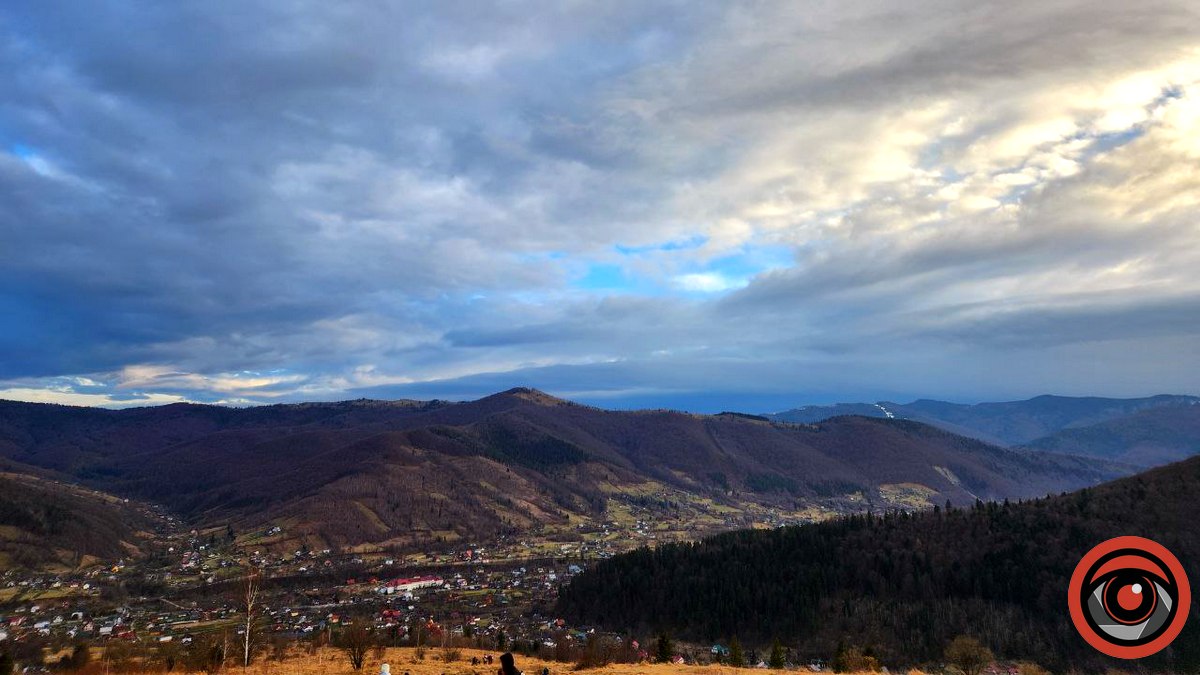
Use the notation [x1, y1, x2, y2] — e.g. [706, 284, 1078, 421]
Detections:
[377, 575, 443, 595]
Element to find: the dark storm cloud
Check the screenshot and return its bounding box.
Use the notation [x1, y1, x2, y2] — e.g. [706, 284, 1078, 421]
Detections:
[1, 2, 693, 374]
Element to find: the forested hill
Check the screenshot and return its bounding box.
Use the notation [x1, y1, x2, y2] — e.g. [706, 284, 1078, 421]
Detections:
[557, 456, 1200, 672]
[0, 391, 1125, 553]
[1022, 403, 1200, 466]
[0, 473, 154, 571]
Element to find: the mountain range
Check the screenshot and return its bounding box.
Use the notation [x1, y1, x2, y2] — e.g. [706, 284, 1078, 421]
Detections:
[767, 394, 1200, 459]
[0, 389, 1142, 568]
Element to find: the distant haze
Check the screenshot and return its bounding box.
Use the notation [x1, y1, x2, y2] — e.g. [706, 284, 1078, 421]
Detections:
[2, 2, 1199, 410]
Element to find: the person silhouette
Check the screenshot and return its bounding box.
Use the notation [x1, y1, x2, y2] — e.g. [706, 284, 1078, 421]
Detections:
[379, 664, 390, 675]
[499, 652, 522, 675]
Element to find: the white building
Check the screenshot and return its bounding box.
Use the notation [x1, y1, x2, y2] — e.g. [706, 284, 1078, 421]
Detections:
[377, 575, 443, 595]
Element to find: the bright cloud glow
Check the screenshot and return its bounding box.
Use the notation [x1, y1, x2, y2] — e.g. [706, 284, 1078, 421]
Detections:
[0, 387, 192, 408]
[673, 273, 745, 293]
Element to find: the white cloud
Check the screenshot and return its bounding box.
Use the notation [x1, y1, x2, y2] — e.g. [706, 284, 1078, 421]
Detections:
[673, 272, 744, 293]
[0, 387, 191, 408]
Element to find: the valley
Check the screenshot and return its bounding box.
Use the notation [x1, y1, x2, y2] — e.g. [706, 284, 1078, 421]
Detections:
[0, 390, 1195, 672]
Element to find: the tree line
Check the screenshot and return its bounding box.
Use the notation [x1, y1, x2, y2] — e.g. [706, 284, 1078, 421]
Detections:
[558, 457, 1200, 672]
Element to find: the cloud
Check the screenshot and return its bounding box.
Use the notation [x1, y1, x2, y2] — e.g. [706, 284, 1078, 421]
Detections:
[0, 386, 192, 409]
[673, 273, 745, 293]
[1, 1, 1198, 410]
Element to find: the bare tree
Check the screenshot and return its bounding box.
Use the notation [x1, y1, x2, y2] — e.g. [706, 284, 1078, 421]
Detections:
[340, 623, 374, 671]
[199, 633, 229, 675]
[240, 567, 263, 667]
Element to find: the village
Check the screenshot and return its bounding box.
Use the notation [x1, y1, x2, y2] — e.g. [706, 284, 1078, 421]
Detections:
[2, 532, 586, 656]
[0, 487, 831, 670]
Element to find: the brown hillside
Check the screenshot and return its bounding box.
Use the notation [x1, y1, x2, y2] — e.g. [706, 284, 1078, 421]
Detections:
[0, 390, 1129, 552]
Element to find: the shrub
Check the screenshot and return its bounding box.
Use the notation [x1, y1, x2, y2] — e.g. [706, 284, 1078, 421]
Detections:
[655, 633, 673, 664]
[155, 641, 182, 672]
[574, 634, 619, 670]
[945, 636, 992, 675]
[339, 624, 374, 671]
[833, 645, 879, 672]
[185, 633, 230, 675]
[102, 640, 136, 673]
[270, 636, 291, 662]
[68, 644, 92, 670]
[1017, 663, 1051, 675]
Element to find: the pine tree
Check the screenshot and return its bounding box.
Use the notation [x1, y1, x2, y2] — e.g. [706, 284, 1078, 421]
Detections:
[729, 637, 745, 668]
[656, 633, 673, 663]
[769, 639, 785, 669]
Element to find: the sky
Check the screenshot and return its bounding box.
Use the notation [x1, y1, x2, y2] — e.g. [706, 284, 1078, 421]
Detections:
[1, 1, 1199, 412]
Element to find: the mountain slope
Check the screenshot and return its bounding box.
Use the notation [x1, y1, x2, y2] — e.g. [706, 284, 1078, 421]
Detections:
[0, 390, 1129, 552]
[1022, 403, 1200, 466]
[767, 394, 1199, 446]
[558, 456, 1200, 671]
[0, 473, 154, 571]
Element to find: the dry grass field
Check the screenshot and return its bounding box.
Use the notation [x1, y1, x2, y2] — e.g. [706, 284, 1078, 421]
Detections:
[148, 647, 807, 675]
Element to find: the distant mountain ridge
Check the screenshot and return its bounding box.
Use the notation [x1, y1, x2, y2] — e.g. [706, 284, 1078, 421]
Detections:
[1023, 403, 1200, 466]
[766, 394, 1199, 446]
[0, 389, 1127, 559]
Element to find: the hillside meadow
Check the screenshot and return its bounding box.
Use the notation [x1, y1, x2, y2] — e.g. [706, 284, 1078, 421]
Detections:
[60, 647, 918, 675]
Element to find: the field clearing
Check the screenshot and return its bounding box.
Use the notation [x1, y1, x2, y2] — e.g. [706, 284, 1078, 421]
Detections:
[157, 648, 841, 675]
[877, 483, 937, 510]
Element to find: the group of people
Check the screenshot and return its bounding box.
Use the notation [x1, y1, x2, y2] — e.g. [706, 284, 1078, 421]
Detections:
[380, 652, 545, 675]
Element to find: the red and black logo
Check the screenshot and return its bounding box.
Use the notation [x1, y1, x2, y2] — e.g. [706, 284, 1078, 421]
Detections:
[1068, 536, 1190, 659]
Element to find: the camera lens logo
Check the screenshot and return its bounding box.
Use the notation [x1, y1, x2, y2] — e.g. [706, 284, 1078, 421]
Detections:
[1068, 536, 1191, 659]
